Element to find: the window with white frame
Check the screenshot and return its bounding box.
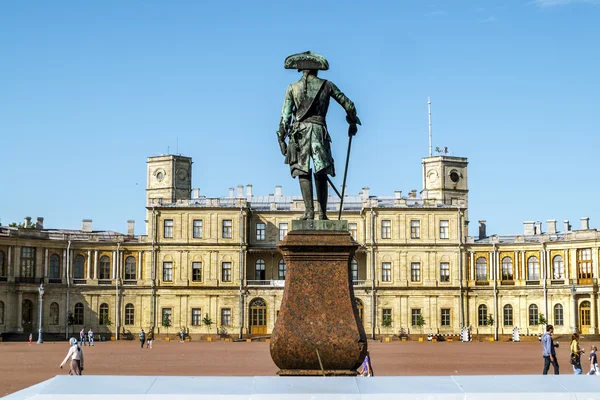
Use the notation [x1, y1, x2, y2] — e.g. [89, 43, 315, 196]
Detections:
[192, 262, 202, 281]
[221, 308, 231, 326]
[439, 220, 449, 239]
[163, 219, 173, 238]
[411, 308, 421, 326]
[440, 262, 450, 282]
[125, 256, 136, 280]
[529, 304, 539, 326]
[410, 220, 420, 239]
[381, 220, 391, 239]
[476, 257, 487, 281]
[125, 303, 134, 325]
[279, 223, 288, 241]
[501, 257, 513, 280]
[278, 259, 286, 280]
[527, 256, 540, 280]
[222, 262, 232, 282]
[411, 262, 421, 282]
[382, 262, 391, 282]
[441, 309, 450, 326]
[222, 220, 232, 238]
[256, 223, 266, 241]
[163, 262, 173, 282]
[554, 304, 564, 326]
[478, 304, 488, 326]
[192, 308, 202, 326]
[351, 259, 358, 281]
[503, 304, 513, 326]
[255, 259, 266, 280]
[193, 220, 203, 239]
[348, 223, 358, 240]
[553, 255, 564, 279]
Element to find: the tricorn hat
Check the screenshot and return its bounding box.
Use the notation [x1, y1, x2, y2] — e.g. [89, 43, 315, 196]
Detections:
[284, 51, 329, 71]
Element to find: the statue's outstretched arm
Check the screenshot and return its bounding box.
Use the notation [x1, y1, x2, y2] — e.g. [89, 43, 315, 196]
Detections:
[330, 82, 360, 135]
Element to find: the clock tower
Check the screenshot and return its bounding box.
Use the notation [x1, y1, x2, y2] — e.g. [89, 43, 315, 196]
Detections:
[146, 154, 193, 206]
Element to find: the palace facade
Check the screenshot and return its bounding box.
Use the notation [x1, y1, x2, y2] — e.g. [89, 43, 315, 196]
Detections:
[0, 154, 598, 340]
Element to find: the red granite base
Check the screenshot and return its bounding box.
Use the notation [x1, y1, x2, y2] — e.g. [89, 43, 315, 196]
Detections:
[270, 229, 368, 375]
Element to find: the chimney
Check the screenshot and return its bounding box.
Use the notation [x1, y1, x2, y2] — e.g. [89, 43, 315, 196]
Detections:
[237, 185, 244, 198]
[24, 216, 31, 227]
[246, 184, 253, 197]
[275, 185, 282, 197]
[191, 188, 200, 199]
[229, 187, 234, 198]
[564, 220, 571, 232]
[478, 220, 487, 240]
[581, 217, 590, 230]
[394, 190, 402, 199]
[127, 220, 135, 236]
[82, 219, 93, 232]
[35, 217, 44, 229]
[547, 219, 557, 234]
[535, 221, 543, 235]
[362, 187, 370, 200]
[523, 221, 535, 236]
[409, 190, 417, 198]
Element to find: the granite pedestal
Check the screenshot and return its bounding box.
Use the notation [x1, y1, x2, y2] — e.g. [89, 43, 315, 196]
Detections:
[269, 220, 368, 376]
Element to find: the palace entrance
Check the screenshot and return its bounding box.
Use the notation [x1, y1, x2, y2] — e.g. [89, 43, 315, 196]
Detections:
[249, 298, 267, 335]
[580, 301, 591, 334]
[22, 299, 33, 334]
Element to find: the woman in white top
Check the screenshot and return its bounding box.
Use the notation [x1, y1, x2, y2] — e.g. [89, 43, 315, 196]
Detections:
[60, 337, 84, 375]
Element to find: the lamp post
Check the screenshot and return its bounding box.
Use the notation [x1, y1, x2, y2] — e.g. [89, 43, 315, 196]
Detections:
[37, 282, 45, 344]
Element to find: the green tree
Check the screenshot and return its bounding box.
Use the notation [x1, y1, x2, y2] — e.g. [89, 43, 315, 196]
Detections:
[486, 314, 494, 326]
[67, 312, 75, 337]
[416, 314, 425, 329]
[202, 314, 213, 333]
[163, 314, 171, 336]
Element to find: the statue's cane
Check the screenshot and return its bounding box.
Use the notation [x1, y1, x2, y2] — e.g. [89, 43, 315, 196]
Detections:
[337, 125, 356, 221]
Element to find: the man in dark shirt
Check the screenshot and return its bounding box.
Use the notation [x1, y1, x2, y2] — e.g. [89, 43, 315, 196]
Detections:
[542, 324, 559, 374]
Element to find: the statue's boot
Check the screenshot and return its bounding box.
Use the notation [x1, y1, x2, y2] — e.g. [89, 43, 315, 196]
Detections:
[299, 174, 314, 220]
[315, 172, 329, 220]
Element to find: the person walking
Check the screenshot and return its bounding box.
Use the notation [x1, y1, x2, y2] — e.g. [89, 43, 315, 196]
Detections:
[179, 328, 185, 343]
[80, 328, 87, 346]
[588, 345, 598, 375]
[146, 330, 153, 349]
[359, 351, 373, 377]
[60, 338, 84, 375]
[139, 329, 146, 349]
[88, 328, 94, 346]
[542, 324, 559, 375]
[570, 333, 585, 374]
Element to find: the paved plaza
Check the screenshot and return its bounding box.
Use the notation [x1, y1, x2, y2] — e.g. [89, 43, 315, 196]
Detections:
[2, 338, 593, 397]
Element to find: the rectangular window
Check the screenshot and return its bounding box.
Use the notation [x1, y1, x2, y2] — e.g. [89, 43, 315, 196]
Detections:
[411, 262, 421, 282]
[381, 262, 391, 282]
[125, 306, 134, 325]
[577, 249, 593, 283]
[222, 220, 232, 238]
[256, 223, 266, 241]
[381, 220, 391, 239]
[222, 262, 232, 282]
[193, 220, 203, 239]
[504, 306, 513, 326]
[192, 308, 202, 326]
[161, 308, 172, 326]
[440, 262, 450, 282]
[221, 308, 231, 326]
[162, 262, 173, 282]
[411, 309, 422, 326]
[410, 220, 420, 239]
[163, 219, 173, 238]
[382, 308, 392, 326]
[554, 305, 564, 326]
[20, 247, 36, 278]
[279, 223, 288, 241]
[192, 262, 202, 282]
[441, 309, 451, 326]
[348, 223, 358, 240]
[439, 220, 449, 239]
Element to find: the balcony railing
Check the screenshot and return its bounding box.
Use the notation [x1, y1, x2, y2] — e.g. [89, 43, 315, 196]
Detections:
[352, 280, 367, 286]
[123, 280, 138, 286]
[73, 279, 87, 285]
[526, 280, 540, 286]
[15, 277, 42, 284]
[98, 279, 113, 285]
[0, 276, 7, 282]
[247, 280, 285, 287]
[48, 278, 62, 284]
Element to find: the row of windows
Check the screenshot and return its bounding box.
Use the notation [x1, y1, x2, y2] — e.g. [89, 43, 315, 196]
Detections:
[69, 302, 135, 326]
[164, 219, 234, 239]
[162, 259, 289, 282]
[474, 250, 592, 281]
[162, 307, 232, 327]
[381, 262, 451, 282]
[381, 220, 449, 240]
[477, 303, 565, 327]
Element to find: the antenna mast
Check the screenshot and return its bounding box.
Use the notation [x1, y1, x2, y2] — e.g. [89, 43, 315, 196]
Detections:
[428, 97, 432, 157]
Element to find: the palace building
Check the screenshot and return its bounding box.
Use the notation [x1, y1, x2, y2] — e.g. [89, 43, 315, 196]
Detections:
[0, 154, 598, 340]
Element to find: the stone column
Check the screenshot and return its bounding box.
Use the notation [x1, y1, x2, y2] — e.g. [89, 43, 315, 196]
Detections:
[112, 251, 117, 279]
[87, 251, 92, 279]
[35, 246, 43, 280]
[591, 293, 597, 334]
[62, 250, 67, 279]
[44, 249, 49, 278]
[138, 251, 143, 280]
[17, 291, 23, 333]
[94, 251, 99, 280]
[514, 251, 519, 280]
[14, 247, 21, 278]
[469, 252, 474, 281]
[489, 251, 494, 280]
[7, 246, 12, 277]
[521, 252, 526, 281]
[565, 249, 570, 282]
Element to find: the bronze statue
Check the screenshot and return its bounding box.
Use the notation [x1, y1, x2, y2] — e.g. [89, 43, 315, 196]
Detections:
[277, 51, 360, 220]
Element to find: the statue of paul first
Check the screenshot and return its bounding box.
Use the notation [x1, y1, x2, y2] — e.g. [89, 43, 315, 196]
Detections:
[277, 51, 361, 220]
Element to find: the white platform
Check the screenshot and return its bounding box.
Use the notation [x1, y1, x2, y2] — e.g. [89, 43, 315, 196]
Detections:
[3, 375, 600, 400]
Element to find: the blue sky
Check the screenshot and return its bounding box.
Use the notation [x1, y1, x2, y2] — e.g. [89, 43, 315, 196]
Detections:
[1, 0, 599, 236]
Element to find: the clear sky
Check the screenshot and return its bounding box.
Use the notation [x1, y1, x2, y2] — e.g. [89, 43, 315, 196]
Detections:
[1, 0, 599, 236]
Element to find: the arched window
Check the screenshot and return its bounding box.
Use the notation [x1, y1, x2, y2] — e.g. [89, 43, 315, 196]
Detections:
[529, 304, 539, 326]
[125, 303, 134, 325]
[99, 303, 109, 325]
[0, 301, 4, 324]
[501, 257, 513, 280]
[49, 302, 59, 325]
[278, 259, 286, 280]
[99, 256, 111, 280]
[476, 258, 487, 281]
[527, 256, 540, 281]
[73, 255, 85, 279]
[503, 304, 513, 326]
[125, 257, 136, 280]
[255, 259, 265, 281]
[554, 304, 564, 326]
[553, 256, 564, 279]
[478, 305, 488, 326]
[351, 259, 359, 281]
[49, 254, 60, 279]
[74, 303, 84, 325]
[0, 250, 5, 276]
